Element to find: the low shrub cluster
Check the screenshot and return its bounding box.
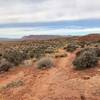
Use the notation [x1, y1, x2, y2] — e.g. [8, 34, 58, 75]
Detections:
[45, 47, 55, 54]
[73, 48, 99, 70]
[66, 43, 78, 52]
[0, 45, 56, 72]
[0, 59, 12, 73]
[32, 46, 46, 59]
[76, 48, 100, 57]
[3, 50, 25, 66]
[78, 41, 86, 48]
[36, 57, 54, 69]
[23, 46, 48, 59]
[0, 38, 68, 73]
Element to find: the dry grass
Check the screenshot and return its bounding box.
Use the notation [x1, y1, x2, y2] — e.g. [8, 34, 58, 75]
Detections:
[0, 80, 24, 90]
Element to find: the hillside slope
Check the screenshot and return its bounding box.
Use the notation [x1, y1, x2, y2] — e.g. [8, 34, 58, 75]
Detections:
[77, 34, 100, 41]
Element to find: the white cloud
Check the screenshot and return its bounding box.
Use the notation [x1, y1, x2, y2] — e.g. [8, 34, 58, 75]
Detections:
[0, 0, 100, 23]
[0, 0, 100, 38]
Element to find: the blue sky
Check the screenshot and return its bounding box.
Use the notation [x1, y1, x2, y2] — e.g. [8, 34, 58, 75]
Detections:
[0, 0, 100, 38]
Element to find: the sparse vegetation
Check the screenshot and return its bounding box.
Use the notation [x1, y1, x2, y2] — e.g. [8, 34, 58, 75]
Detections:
[0, 80, 24, 90]
[36, 57, 54, 69]
[0, 35, 100, 100]
[0, 38, 68, 73]
[0, 36, 99, 73]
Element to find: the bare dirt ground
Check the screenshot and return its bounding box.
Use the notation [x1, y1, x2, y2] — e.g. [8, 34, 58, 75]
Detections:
[0, 50, 100, 100]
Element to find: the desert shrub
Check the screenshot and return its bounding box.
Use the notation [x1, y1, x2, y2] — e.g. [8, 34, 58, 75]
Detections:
[21, 50, 28, 59]
[3, 50, 25, 65]
[66, 43, 78, 52]
[93, 48, 100, 57]
[6, 80, 24, 88]
[0, 80, 24, 89]
[21, 46, 46, 59]
[78, 41, 86, 48]
[76, 48, 91, 56]
[26, 49, 35, 59]
[45, 47, 55, 54]
[36, 57, 54, 69]
[0, 59, 12, 73]
[33, 50, 44, 59]
[22, 46, 46, 59]
[21, 47, 35, 59]
[95, 44, 99, 47]
[73, 51, 98, 70]
[0, 53, 2, 60]
[76, 48, 100, 57]
[33, 47, 46, 59]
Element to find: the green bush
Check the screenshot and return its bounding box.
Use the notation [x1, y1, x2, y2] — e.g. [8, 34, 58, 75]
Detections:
[73, 51, 98, 70]
[76, 48, 90, 56]
[78, 41, 88, 48]
[36, 57, 54, 69]
[33, 49, 45, 59]
[76, 48, 100, 57]
[21, 46, 46, 59]
[93, 48, 100, 57]
[27, 46, 46, 59]
[3, 50, 25, 65]
[0, 59, 12, 73]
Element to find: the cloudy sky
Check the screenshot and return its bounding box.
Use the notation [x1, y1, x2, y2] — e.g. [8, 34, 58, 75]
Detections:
[0, 0, 100, 38]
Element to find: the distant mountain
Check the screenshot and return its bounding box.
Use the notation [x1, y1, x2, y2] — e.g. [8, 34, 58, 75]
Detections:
[76, 33, 100, 41]
[22, 35, 67, 40]
[0, 33, 100, 41]
[22, 34, 100, 41]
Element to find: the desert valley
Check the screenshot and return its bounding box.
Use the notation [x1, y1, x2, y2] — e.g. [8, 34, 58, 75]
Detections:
[0, 34, 99, 100]
[0, 0, 100, 100]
